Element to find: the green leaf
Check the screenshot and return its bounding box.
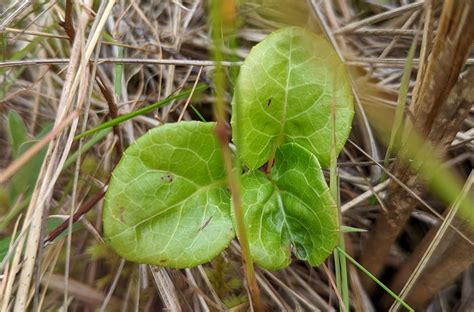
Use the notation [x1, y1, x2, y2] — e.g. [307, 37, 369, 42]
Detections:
[7, 111, 28, 157]
[9, 141, 46, 200]
[231, 26, 354, 169]
[6, 117, 51, 207]
[103, 121, 235, 268]
[239, 143, 338, 270]
[341, 225, 367, 233]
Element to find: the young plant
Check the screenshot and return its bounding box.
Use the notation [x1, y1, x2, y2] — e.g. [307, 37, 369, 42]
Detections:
[103, 27, 354, 270]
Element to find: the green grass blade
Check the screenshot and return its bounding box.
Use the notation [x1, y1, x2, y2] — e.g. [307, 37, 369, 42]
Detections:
[74, 84, 207, 140]
[1, 32, 6, 61]
[64, 128, 111, 170]
[330, 65, 349, 311]
[384, 38, 417, 169]
[336, 247, 414, 312]
[190, 105, 207, 122]
[114, 46, 124, 96]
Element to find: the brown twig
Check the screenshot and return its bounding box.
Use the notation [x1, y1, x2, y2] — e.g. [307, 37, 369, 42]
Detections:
[0, 58, 243, 68]
[45, 186, 107, 243]
[360, 0, 474, 295]
[95, 76, 124, 155]
[58, 1, 123, 155]
[58, 0, 76, 43]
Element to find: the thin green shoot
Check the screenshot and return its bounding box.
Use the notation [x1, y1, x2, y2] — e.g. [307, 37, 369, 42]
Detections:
[341, 225, 367, 233]
[210, 1, 262, 310]
[74, 84, 207, 140]
[102, 32, 118, 45]
[336, 247, 414, 312]
[114, 46, 124, 97]
[1, 32, 6, 61]
[64, 128, 111, 169]
[190, 105, 207, 122]
[383, 38, 417, 170]
[331, 66, 349, 311]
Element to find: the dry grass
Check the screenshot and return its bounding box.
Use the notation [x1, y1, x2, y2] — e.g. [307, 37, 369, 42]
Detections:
[0, 0, 473, 311]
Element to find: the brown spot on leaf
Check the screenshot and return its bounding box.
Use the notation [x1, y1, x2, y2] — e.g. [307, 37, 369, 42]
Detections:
[118, 207, 125, 223]
[161, 174, 173, 182]
[267, 97, 272, 106]
[198, 217, 213, 232]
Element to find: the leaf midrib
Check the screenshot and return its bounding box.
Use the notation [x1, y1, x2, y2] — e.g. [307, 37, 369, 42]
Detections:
[272, 182, 328, 257]
[110, 179, 228, 237]
[276, 30, 293, 144]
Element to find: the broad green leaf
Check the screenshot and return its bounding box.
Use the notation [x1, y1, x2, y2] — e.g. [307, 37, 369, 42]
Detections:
[103, 121, 234, 268]
[232, 26, 354, 169]
[239, 143, 338, 270]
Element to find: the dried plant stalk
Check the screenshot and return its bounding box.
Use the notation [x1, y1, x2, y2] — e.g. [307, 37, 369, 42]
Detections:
[360, 0, 474, 294]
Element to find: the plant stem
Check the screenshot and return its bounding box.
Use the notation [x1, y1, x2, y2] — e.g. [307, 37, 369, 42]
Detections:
[330, 66, 350, 311]
[210, 1, 262, 310]
[216, 130, 262, 311]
